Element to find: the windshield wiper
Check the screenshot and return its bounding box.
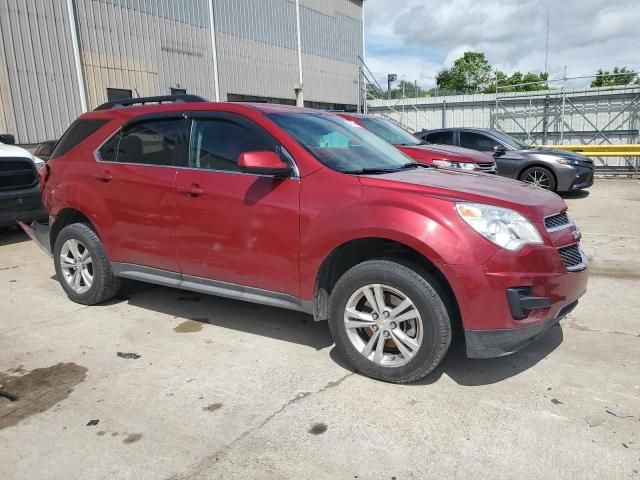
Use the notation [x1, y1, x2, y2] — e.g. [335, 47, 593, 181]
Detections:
[344, 163, 428, 175]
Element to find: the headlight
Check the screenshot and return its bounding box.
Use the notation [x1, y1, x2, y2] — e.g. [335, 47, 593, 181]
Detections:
[456, 202, 543, 251]
[433, 159, 477, 170]
[554, 158, 578, 166]
[33, 158, 46, 172]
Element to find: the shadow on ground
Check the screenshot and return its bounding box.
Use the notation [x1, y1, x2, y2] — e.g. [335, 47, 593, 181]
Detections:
[101, 280, 561, 384]
[0, 228, 29, 247]
[560, 190, 590, 199]
[330, 325, 563, 387]
[106, 281, 333, 351]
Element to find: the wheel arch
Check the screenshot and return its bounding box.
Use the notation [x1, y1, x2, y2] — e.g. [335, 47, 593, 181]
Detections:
[312, 237, 461, 330]
[50, 208, 96, 252]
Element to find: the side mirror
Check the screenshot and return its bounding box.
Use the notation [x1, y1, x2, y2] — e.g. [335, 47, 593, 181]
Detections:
[493, 144, 506, 156]
[238, 151, 291, 177]
[0, 134, 15, 145]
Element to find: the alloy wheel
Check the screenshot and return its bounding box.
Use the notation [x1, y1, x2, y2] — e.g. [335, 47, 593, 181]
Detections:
[523, 169, 551, 189]
[343, 284, 423, 367]
[59, 238, 94, 294]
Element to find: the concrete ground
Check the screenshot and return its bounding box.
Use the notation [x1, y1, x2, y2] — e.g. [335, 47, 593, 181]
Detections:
[0, 179, 639, 480]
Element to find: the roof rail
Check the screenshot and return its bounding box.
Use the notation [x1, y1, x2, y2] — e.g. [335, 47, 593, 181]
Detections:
[94, 94, 208, 111]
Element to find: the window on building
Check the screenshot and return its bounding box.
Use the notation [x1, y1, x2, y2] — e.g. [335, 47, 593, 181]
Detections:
[116, 119, 183, 166]
[424, 131, 454, 145]
[189, 118, 274, 172]
[460, 131, 501, 151]
[170, 87, 187, 96]
[106, 88, 132, 102]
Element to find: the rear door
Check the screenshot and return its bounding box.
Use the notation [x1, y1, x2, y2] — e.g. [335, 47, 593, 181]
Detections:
[423, 130, 455, 146]
[173, 112, 300, 295]
[94, 115, 187, 271]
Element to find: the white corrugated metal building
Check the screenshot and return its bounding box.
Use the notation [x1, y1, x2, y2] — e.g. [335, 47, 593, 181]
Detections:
[0, 0, 364, 143]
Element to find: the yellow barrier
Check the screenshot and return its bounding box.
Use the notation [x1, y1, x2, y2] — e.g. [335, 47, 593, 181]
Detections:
[539, 144, 640, 157]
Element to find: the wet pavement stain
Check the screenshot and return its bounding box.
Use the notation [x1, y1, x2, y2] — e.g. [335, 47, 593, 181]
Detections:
[202, 402, 223, 412]
[123, 433, 143, 444]
[0, 363, 87, 430]
[308, 423, 328, 435]
[174, 320, 203, 333]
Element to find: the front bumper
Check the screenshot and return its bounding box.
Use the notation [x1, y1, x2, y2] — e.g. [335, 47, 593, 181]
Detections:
[0, 186, 47, 227]
[556, 165, 594, 192]
[465, 298, 579, 358]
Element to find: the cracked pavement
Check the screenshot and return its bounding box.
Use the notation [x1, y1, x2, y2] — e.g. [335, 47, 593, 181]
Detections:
[1, 180, 639, 479]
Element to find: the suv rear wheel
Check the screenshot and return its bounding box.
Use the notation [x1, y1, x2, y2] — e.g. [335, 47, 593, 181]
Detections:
[53, 223, 121, 305]
[328, 260, 451, 383]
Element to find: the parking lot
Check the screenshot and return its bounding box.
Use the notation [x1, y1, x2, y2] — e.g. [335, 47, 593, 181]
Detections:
[0, 179, 638, 480]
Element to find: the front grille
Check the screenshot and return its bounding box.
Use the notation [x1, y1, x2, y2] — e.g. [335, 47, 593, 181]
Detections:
[558, 244, 584, 270]
[0, 157, 37, 190]
[544, 211, 570, 230]
[477, 162, 496, 173]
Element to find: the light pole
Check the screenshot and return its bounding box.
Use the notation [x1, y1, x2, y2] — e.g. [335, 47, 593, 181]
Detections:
[387, 73, 397, 100]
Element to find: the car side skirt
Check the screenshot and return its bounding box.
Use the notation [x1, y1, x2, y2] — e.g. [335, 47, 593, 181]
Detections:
[111, 263, 313, 315]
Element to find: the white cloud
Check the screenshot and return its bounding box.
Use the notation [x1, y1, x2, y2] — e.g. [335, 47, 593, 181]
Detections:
[365, 0, 640, 89]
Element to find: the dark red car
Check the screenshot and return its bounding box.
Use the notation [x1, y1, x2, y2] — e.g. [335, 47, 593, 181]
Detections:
[338, 113, 497, 174]
[21, 96, 587, 383]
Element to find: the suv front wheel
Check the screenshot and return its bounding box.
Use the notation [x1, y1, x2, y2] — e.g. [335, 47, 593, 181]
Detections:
[53, 223, 121, 305]
[328, 260, 452, 383]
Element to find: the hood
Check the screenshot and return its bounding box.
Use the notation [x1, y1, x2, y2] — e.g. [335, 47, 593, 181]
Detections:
[0, 142, 35, 161]
[524, 147, 594, 165]
[359, 168, 565, 219]
[398, 144, 494, 164]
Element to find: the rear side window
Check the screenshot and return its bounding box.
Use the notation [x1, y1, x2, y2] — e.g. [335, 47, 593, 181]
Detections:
[116, 119, 183, 166]
[51, 119, 109, 159]
[424, 131, 454, 145]
[188, 118, 276, 172]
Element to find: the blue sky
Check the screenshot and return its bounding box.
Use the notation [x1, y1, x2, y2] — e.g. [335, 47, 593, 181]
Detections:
[364, 0, 640, 90]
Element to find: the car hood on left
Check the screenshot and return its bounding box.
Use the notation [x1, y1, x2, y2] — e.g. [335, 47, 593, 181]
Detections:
[0, 143, 36, 161]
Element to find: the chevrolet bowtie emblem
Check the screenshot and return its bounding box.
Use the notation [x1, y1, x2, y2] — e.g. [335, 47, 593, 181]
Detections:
[573, 229, 582, 241]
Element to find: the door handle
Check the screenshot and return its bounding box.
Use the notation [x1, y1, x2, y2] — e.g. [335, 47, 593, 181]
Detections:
[177, 184, 204, 197]
[93, 171, 112, 182]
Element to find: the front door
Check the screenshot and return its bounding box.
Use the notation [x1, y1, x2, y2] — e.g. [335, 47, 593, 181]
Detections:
[93, 116, 187, 272]
[173, 113, 300, 296]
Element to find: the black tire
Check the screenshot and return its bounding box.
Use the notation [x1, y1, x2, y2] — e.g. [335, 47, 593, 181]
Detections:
[53, 222, 121, 305]
[519, 166, 557, 191]
[328, 259, 452, 383]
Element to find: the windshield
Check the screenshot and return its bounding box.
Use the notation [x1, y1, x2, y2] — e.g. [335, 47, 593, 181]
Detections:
[268, 112, 415, 173]
[491, 131, 529, 150]
[357, 117, 422, 146]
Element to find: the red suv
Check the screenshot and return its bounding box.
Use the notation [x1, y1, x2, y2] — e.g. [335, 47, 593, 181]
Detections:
[21, 96, 588, 383]
[338, 113, 497, 173]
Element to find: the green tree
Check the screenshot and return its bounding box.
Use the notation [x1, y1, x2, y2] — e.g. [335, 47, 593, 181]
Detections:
[436, 51, 493, 94]
[485, 71, 549, 93]
[591, 67, 637, 87]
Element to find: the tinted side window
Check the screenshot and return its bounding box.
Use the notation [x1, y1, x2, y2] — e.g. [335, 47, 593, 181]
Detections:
[50, 119, 109, 159]
[117, 119, 182, 166]
[97, 133, 121, 162]
[425, 131, 454, 145]
[189, 119, 275, 172]
[460, 132, 500, 151]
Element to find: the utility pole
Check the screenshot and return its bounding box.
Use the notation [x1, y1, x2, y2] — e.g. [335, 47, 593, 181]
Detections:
[544, 5, 550, 74]
[560, 65, 567, 144]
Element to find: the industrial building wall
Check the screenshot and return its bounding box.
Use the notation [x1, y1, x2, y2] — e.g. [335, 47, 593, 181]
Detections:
[0, 0, 83, 143]
[0, 0, 363, 143]
[214, 0, 363, 105]
[74, 0, 217, 109]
